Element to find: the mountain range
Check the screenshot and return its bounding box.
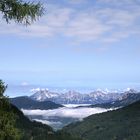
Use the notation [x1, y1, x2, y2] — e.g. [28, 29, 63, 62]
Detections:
[30, 88, 131, 104]
[86, 91, 140, 108]
[10, 88, 140, 110]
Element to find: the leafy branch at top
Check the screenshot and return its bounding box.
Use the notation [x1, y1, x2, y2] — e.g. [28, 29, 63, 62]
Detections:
[0, 0, 44, 25]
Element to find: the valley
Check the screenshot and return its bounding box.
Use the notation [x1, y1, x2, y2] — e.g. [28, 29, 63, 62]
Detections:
[9, 88, 140, 131]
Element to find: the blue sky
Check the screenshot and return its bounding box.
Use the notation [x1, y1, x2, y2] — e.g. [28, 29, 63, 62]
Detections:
[0, 0, 140, 90]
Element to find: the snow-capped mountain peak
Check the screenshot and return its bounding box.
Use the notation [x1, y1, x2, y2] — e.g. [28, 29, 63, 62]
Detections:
[124, 88, 138, 94]
[30, 88, 60, 101]
[30, 87, 139, 104]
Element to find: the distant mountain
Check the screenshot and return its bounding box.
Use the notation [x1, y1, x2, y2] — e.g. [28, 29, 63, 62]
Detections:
[30, 88, 123, 104]
[123, 88, 138, 94]
[30, 88, 60, 101]
[89, 92, 140, 108]
[63, 100, 140, 140]
[10, 96, 63, 110]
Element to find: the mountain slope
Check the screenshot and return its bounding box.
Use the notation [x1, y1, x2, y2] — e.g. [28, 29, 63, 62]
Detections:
[10, 96, 63, 110]
[89, 92, 140, 108]
[63, 100, 140, 140]
[11, 103, 53, 139]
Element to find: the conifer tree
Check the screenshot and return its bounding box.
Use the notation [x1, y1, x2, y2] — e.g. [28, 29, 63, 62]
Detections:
[0, 0, 44, 25]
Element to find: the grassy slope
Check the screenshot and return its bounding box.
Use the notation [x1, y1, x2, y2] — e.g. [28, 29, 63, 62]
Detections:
[63, 101, 140, 140]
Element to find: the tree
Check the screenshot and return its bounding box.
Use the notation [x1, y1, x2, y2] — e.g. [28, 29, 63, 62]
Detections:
[0, 80, 7, 98]
[0, 0, 44, 25]
[0, 80, 21, 140]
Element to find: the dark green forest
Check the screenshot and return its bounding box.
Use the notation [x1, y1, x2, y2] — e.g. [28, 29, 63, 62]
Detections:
[63, 100, 140, 140]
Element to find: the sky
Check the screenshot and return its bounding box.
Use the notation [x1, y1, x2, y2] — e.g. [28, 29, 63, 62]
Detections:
[0, 0, 140, 91]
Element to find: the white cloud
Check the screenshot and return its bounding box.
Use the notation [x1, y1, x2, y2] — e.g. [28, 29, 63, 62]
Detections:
[33, 119, 62, 126]
[22, 106, 112, 119]
[21, 82, 29, 86]
[22, 106, 115, 129]
[0, 6, 73, 37]
[63, 104, 91, 107]
[65, 12, 111, 42]
[0, 1, 140, 43]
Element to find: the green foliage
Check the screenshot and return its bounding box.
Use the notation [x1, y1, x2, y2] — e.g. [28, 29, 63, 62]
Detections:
[0, 0, 44, 25]
[0, 110, 21, 140]
[63, 101, 140, 140]
[0, 80, 7, 97]
[0, 80, 21, 140]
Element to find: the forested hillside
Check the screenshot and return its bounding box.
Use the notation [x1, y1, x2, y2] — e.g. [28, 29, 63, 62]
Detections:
[63, 100, 140, 140]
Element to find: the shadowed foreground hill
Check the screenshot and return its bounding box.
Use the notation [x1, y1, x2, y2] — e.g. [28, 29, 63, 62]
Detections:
[11, 104, 53, 139]
[63, 101, 140, 140]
